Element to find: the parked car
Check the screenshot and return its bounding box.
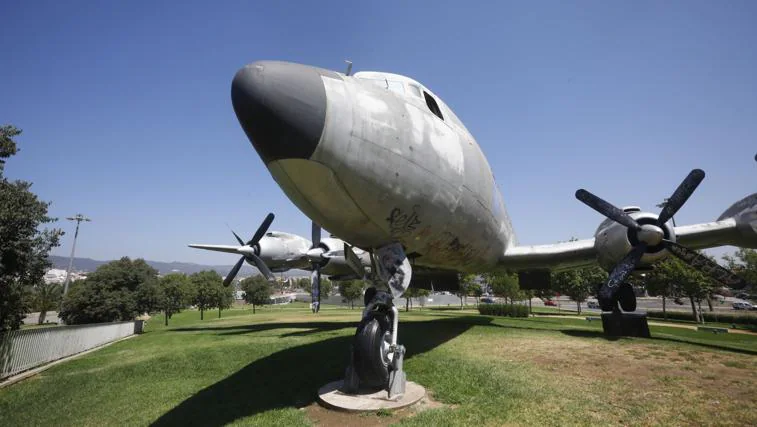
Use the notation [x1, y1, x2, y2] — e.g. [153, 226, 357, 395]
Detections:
[543, 299, 557, 307]
[481, 297, 495, 304]
[732, 302, 756, 310]
[587, 301, 600, 309]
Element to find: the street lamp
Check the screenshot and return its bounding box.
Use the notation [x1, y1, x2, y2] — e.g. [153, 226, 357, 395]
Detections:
[62, 214, 91, 296]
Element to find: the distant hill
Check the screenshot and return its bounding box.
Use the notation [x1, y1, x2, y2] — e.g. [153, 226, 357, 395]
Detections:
[47, 255, 310, 278]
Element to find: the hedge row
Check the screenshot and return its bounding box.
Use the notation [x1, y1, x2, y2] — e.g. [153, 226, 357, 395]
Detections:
[646, 310, 757, 325]
[478, 303, 529, 318]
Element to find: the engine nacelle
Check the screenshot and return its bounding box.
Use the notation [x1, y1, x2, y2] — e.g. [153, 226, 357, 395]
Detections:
[594, 207, 676, 272]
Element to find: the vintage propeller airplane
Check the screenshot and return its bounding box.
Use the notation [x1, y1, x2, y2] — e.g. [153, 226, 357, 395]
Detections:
[188, 214, 370, 312]
[227, 60, 757, 393]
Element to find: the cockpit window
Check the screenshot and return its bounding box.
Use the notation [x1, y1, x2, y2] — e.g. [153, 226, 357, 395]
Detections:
[407, 84, 422, 98]
[423, 91, 444, 121]
[364, 78, 388, 89]
[387, 80, 404, 95]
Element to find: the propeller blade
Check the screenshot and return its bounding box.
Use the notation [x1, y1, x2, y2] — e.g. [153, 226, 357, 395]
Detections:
[599, 243, 647, 301]
[344, 242, 364, 278]
[231, 230, 245, 246]
[575, 189, 641, 231]
[311, 221, 321, 247]
[663, 240, 749, 289]
[657, 169, 705, 225]
[248, 253, 274, 281]
[224, 256, 246, 287]
[311, 265, 321, 313]
[248, 213, 275, 246]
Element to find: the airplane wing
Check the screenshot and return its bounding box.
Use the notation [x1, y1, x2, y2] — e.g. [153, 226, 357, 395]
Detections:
[498, 191, 757, 289]
[501, 238, 597, 271]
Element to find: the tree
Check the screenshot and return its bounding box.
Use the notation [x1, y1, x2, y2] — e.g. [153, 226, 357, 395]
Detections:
[338, 280, 365, 309]
[60, 257, 158, 324]
[553, 266, 606, 314]
[320, 277, 334, 299]
[159, 273, 191, 326]
[89, 257, 158, 292]
[647, 258, 713, 323]
[190, 270, 222, 320]
[644, 265, 677, 320]
[31, 283, 62, 324]
[241, 275, 272, 313]
[216, 282, 234, 318]
[470, 283, 483, 306]
[402, 287, 429, 311]
[486, 272, 521, 304]
[60, 279, 138, 324]
[723, 248, 757, 294]
[417, 288, 430, 309]
[458, 274, 477, 309]
[136, 279, 162, 315]
[0, 125, 63, 331]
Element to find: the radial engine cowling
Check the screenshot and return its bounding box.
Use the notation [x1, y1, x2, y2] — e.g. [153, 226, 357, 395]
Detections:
[593, 207, 676, 272]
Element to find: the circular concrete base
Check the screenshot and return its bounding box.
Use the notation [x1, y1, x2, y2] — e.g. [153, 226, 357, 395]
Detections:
[317, 380, 426, 412]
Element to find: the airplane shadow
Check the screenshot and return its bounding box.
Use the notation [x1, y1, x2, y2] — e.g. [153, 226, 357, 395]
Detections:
[151, 317, 486, 426]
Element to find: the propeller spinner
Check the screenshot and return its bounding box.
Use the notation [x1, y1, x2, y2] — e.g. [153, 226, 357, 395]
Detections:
[223, 213, 276, 286]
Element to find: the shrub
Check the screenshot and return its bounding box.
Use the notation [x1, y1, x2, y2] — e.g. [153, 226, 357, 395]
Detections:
[478, 303, 529, 318]
[646, 310, 757, 326]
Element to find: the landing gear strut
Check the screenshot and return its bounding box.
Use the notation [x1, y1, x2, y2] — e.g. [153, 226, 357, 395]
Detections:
[344, 290, 406, 397]
[343, 243, 412, 399]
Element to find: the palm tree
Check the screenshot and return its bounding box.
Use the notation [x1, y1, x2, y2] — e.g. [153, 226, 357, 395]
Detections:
[33, 283, 62, 324]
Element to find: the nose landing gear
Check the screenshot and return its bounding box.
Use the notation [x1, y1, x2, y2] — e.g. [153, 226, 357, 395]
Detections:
[345, 292, 407, 398]
[343, 243, 412, 399]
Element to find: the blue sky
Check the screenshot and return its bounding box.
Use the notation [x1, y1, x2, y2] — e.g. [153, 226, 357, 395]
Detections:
[2, 1, 755, 265]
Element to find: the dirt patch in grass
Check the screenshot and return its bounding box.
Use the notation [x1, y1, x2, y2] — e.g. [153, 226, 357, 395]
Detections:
[305, 393, 446, 426]
[465, 331, 757, 424]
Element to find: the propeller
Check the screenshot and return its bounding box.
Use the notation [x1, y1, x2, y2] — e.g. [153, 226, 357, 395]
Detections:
[575, 169, 744, 308]
[222, 213, 275, 287]
[309, 222, 323, 313]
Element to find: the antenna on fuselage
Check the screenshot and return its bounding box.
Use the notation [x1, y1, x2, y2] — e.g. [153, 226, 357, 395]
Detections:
[344, 60, 353, 76]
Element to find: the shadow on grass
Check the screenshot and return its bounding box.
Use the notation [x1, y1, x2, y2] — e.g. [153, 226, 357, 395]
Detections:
[173, 322, 355, 337]
[151, 316, 487, 426]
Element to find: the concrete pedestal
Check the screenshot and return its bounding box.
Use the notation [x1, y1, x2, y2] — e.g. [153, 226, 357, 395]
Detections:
[317, 380, 425, 412]
[601, 312, 651, 338]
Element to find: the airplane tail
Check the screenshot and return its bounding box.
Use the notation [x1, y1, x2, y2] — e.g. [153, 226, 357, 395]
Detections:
[717, 193, 757, 221]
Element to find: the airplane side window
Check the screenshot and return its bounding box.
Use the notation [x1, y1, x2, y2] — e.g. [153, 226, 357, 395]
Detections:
[423, 91, 444, 121]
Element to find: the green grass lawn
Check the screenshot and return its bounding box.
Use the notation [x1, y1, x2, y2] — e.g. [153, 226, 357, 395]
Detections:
[1, 304, 756, 426]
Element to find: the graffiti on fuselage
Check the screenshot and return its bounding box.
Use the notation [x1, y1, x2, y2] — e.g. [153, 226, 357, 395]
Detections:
[423, 230, 479, 267]
[386, 205, 421, 236]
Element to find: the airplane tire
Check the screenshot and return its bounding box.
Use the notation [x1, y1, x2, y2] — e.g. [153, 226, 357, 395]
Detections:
[599, 296, 616, 312]
[353, 311, 391, 388]
[618, 283, 637, 312]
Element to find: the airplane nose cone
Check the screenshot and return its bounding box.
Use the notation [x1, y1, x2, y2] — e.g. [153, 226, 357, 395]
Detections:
[231, 61, 327, 163]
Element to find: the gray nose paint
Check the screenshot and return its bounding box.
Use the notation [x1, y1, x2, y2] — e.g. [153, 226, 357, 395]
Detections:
[231, 61, 327, 164]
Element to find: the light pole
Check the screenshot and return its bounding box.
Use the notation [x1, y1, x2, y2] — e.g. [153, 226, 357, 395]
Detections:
[656, 198, 676, 227]
[62, 214, 91, 296]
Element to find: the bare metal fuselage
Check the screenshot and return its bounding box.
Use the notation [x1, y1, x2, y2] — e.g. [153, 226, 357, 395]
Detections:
[263, 70, 515, 272]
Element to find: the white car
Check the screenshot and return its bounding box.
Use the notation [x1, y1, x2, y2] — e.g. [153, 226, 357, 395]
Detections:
[587, 301, 600, 309]
[732, 301, 756, 310]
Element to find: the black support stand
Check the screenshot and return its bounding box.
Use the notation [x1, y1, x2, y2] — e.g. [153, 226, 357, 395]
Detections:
[601, 311, 651, 338]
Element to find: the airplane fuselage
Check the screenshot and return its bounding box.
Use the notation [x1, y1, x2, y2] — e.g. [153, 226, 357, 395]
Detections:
[233, 61, 517, 272]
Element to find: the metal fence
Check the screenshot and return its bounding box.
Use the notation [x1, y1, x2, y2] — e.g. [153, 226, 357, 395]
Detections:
[0, 321, 141, 380]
